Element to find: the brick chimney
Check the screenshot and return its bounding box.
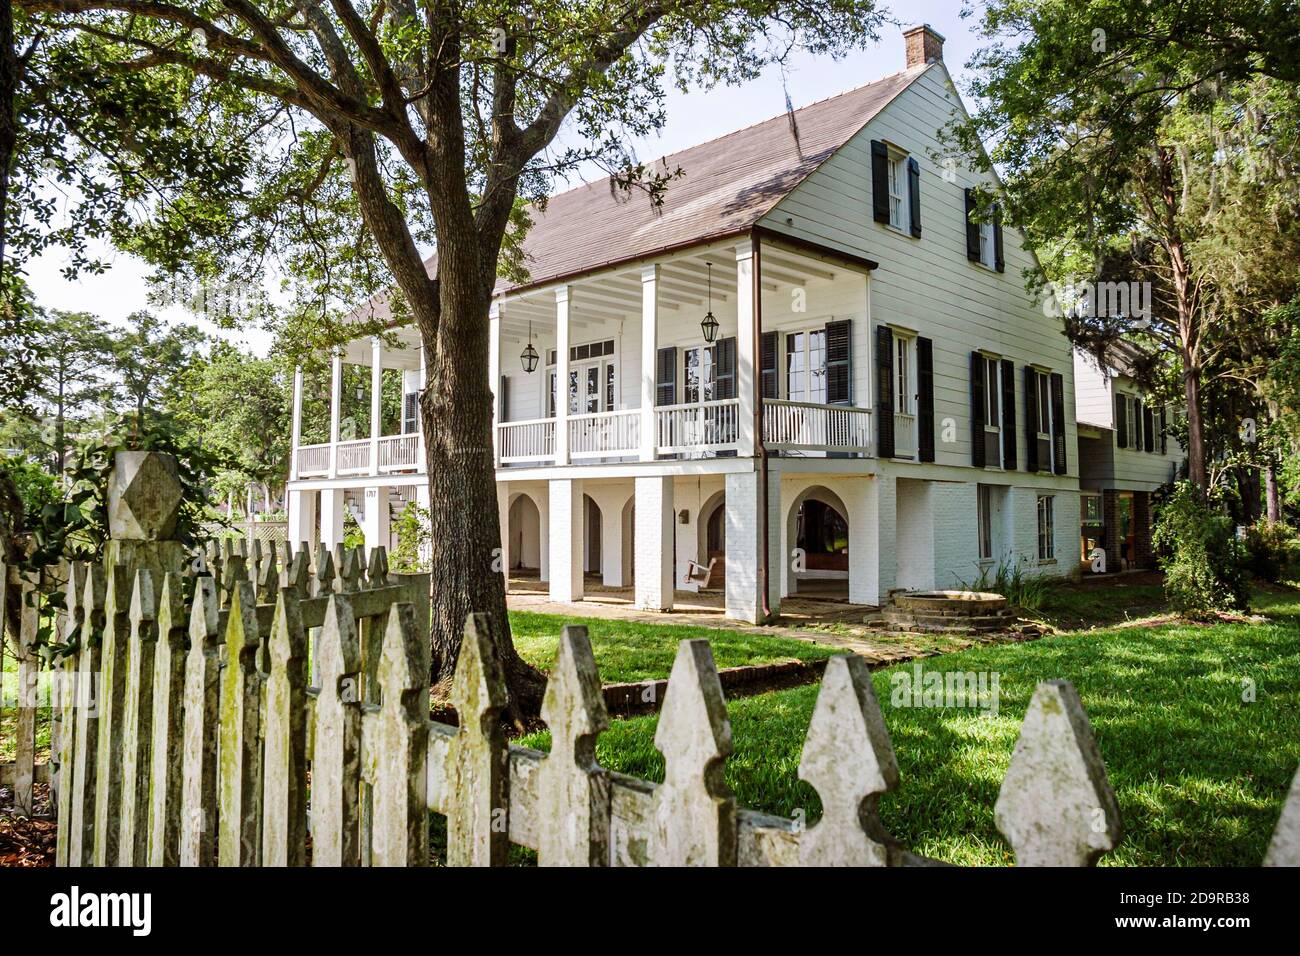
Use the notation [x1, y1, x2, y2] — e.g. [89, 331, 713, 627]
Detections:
[903, 24, 945, 68]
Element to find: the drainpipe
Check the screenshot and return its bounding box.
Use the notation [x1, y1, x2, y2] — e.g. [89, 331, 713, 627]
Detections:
[751, 229, 772, 622]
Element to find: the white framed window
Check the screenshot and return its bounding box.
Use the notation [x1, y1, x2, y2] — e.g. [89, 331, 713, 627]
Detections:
[683, 345, 715, 405]
[977, 484, 994, 561]
[547, 338, 617, 416]
[887, 153, 906, 230]
[1035, 369, 1052, 440]
[894, 334, 913, 414]
[1037, 495, 1055, 561]
[978, 221, 996, 268]
[1126, 395, 1137, 448]
[784, 329, 828, 403]
[982, 355, 1002, 468]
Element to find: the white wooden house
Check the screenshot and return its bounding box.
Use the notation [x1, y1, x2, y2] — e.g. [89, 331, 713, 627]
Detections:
[286, 25, 1084, 622]
[1074, 345, 1185, 571]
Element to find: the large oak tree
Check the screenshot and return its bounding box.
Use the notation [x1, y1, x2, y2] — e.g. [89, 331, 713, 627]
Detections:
[18, 0, 887, 713]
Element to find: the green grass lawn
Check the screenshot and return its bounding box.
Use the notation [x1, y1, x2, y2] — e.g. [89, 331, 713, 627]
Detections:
[507, 610, 835, 684]
[519, 588, 1300, 866]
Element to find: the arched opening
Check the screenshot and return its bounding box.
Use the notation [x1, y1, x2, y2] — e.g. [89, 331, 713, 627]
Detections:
[508, 492, 542, 574]
[695, 490, 727, 591]
[788, 485, 850, 600]
[622, 497, 635, 583]
[583, 494, 602, 576]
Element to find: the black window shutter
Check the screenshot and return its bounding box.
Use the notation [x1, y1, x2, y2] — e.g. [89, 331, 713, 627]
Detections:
[760, 331, 779, 399]
[970, 351, 986, 468]
[1159, 407, 1168, 454]
[965, 188, 980, 262]
[1050, 372, 1067, 474]
[403, 391, 420, 434]
[1024, 365, 1039, 473]
[714, 337, 736, 400]
[498, 377, 509, 423]
[993, 205, 1005, 273]
[907, 157, 922, 238]
[1115, 393, 1128, 448]
[917, 336, 935, 462]
[1143, 405, 1155, 453]
[1000, 359, 1017, 470]
[871, 140, 890, 224]
[655, 346, 677, 406]
[876, 325, 894, 458]
[825, 319, 852, 405]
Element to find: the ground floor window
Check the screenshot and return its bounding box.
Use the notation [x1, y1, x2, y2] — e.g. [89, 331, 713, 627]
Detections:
[1081, 494, 1102, 524]
[977, 484, 993, 560]
[1037, 494, 1055, 561]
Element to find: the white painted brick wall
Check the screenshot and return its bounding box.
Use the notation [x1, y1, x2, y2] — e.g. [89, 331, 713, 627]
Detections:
[634, 475, 674, 610]
[932, 481, 980, 589]
[895, 478, 934, 591]
[548, 479, 584, 602]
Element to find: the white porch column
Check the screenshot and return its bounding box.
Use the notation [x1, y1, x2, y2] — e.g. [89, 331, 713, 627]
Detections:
[548, 478, 584, 602]
[287, 488, 316, 551]
[735, 239, 757, 458]
[361, 485, 390, 554]
[859, 472, 897, 606]
[640, 265, 659, 461]
[489, 303, 502, 466]
[319, 487, 345, 552]
[633, 476, 674, 611]
[496, 482, 509, 582]
[724, 467, 780, 624]
[328, 348, 343, 478]
[554, 286, 572, 465]
[290, 366, 304, 481]
[370, 337, 383, 476]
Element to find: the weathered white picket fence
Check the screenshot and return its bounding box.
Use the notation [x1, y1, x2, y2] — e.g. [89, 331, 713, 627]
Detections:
[5, 448, 1300, 866]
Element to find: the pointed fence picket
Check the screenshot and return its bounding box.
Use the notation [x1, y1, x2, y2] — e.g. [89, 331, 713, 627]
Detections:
[5, 540, 1296, 869]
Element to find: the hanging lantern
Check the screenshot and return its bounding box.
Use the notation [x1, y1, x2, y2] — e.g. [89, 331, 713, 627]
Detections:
[520, 317, 539, 374]
[700, 261, 719, 343]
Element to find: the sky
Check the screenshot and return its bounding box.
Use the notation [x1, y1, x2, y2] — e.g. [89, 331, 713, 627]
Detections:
[23, 0, 988, 358]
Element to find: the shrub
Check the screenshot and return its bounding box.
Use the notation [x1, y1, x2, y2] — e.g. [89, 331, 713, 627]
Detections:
[1244, 521, 1297, 583]
[1152, 481, 1250, 619]
[343, 509, 365, 549]
[390, 501, 431, 573]
[961, 555, 1051, 611]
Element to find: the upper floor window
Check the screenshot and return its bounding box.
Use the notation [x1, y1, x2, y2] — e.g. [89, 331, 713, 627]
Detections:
[786, 329, 828, 404]
[1035, 369, 1052, 438]
[888, 154, 906, 230]
[978, 221, 996, 268]
[894, 334, 913, 414]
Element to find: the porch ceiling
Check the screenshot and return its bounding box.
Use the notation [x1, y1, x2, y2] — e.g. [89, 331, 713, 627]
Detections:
[494, 240, 855, 339]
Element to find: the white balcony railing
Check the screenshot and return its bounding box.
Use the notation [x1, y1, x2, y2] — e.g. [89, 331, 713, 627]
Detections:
[655, 399, 740, 455]
[893, 412, 917, 459]
[763, 400, 872, 453]
[297, 443, 330, 477]
[499, 418, 556, 463]
[569, 409, 640, 460]
[378, 433, 421, 472]
[336, 439, 371, 475]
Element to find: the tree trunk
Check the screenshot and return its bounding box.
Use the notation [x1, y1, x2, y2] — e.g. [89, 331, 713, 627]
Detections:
[0, 0, 15, 275]
[1265, 461, 1281, 523]
[417, 264, 545, 720]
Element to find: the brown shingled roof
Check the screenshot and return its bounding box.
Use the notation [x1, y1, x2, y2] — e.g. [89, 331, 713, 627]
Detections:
[352, 64, 927, 325]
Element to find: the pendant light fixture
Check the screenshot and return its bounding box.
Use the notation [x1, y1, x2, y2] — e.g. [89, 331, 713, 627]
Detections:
[520, 313, 539, 374]
[700, 261, 719, 344]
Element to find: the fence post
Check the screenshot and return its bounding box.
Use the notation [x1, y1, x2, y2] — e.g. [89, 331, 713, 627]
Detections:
[91, 562, 132, 867]
[446, 613, 509, 866]
[218, 580, 263, 866]
[67, 564, 105, 867]
[649, 639, 736, 866]
[1265, 768, 1300, 866]
[262, 587, 309, 867]
[12, 571, 41, 817]
[179, 576, 220, 866]
[364, 602, 428, 866]
[54, 562, 88, 867]
[994, 680, 1121, 866]
[797, 655, 901, 866]
[312, 592, 363, 866]
[117, 569, 157, 865]
[148, 572, 188, 866]
[537, 625, 610, 867]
